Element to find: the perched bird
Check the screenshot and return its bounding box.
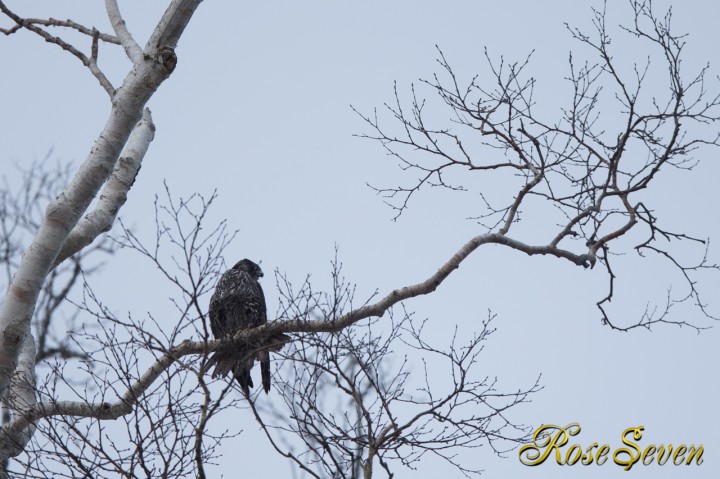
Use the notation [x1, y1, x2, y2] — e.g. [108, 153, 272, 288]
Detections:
[208, 259, 270, 395]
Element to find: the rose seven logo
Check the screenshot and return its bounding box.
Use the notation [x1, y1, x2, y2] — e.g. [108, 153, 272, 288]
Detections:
[519, 423, 703, 470]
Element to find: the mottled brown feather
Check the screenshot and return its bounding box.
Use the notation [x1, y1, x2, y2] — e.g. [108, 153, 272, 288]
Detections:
[208, 259, 269, 395]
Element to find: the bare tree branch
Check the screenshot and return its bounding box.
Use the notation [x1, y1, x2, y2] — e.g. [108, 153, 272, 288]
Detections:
[250, 275, 540, 478]
[1, 1, 718, 476]
[0, 16, 120, 44]
[0, 1, 116, 96]
[53, 109, 155, 269]
[355, 0, 719, 330]
[105, 0, 143, 63]
[0, 0, 204, 463]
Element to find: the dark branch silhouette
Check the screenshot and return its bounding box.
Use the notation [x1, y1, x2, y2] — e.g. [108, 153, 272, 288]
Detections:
[0, 1, 718, 477]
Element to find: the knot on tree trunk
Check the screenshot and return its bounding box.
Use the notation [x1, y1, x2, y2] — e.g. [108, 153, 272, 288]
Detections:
[158, 47, 176, 73]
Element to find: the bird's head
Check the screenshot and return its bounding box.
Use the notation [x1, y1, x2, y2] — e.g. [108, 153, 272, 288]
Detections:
[232, 258, 264, 280]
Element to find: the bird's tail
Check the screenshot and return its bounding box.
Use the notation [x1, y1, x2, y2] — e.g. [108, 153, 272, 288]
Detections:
[210, 351, 254, 396]
[208, 351, 233, 378]
[259, 350, 270, 393]
[233, 367, 253, 397]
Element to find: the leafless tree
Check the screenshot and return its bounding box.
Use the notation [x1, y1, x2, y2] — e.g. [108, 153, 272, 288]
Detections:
[1, 159, 115, 365]
[354, 0, 719, 331]
[0, 1, 718, 478]
[1, 179, 247, 477]
[0, 159, 116, 474]
[250, 263, 541, 478]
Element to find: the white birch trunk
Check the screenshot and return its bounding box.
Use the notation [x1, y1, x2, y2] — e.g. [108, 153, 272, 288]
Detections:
[0, 0, 203, 462]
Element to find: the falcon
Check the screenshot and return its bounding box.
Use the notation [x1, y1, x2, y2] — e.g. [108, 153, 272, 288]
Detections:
[208, 259, 270, 395]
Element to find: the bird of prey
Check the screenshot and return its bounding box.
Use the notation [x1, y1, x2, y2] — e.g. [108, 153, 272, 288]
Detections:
[208, 258, 270, 395]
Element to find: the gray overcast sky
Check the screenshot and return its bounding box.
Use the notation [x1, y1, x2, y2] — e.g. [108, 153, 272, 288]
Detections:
[2, 1, 719, 477]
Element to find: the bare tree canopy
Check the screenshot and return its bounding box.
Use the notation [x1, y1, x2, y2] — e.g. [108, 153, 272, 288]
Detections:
[355, 2, 720, 331]
[0, 1, 718, 478]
